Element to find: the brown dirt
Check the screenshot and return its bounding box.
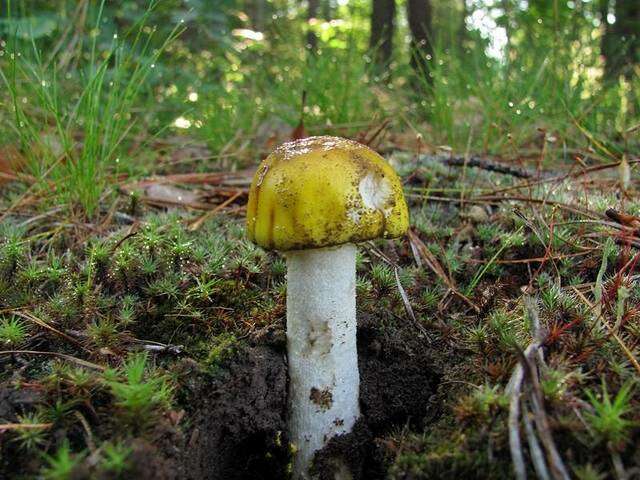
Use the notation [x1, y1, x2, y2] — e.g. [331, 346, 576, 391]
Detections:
[180, 345, 290, 480]
[180, 312, 440, 479]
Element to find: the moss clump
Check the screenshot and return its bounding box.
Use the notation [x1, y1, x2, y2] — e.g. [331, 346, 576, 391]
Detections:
[200, 333, 240, 375]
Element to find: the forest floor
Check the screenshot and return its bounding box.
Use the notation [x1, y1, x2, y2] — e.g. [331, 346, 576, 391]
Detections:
[2, 123, 640, 480]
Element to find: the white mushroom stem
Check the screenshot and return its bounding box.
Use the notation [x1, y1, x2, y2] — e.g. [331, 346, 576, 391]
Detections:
[286, 243, 359, 480]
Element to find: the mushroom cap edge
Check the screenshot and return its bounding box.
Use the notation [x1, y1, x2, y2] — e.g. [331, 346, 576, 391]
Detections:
[246, 136, 409, 251]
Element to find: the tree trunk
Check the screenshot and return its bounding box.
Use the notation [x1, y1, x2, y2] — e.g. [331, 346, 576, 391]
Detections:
[407, 0, 434, 84]
[247, 0, 265, 32]
[502, 0, 512, 63]
[307, 0, 320, 51]
[457, 0, 469, 53]
[603, 0, 640, 80]
[321, 0, 333, 20]
[601, 0, 614, 79]
[369, 0, 396, 68]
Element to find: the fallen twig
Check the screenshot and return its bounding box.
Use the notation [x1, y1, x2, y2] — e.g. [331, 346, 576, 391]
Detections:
[507, 296, 570, 480]
[394, 267, 430, 340]
[0, 350, 104, 371]
[0, 423, 53, 432]
[405, 193, 599, 219]
[508, 379, 527, 480]
[522, 398, 551, 480]
[13, 310, 90, 353]
[187, 190, 244, 231]
[522, 352, 570, 480]
[570, 287, 640, 376]
[407, 229, 479, 312]
[422, 154, 537, 179]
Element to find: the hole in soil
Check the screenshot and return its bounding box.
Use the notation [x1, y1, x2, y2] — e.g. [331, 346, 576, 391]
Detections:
[181, 312, 441, 480]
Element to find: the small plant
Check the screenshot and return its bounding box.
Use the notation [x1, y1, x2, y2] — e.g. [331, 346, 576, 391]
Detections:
[370, 263, 395, 291]
[594, 238, 618, 317]
[540, 368, 573, 402]
[0, 316, 28, 347]
[0, 226, 25, 275]
[355, 250, 367, 271]
[140, 254, 160, 277]
[540, 283, 563, 311]
[88, 242, 111, 271]
[499, 229, 526, 248]
[118, 295, 138, 326]
[46, 293, 78, 325]
[274, 280, 288, 298]
[45, 255, 67, 284]
[473, 384, 508, 416]
[487, 306, 529, 351]
[114, 243, 142, 283]
[546, 226, 572, 250]
[170, 239, 193, 263]
[139, 224, 166, 253]
[230, 241, 266, 274]
[455, 384, 508, 421]
[145, 273, 182, 300]
[466, 324, 490, 352]
[270, 257, 287, 277]
[13, 412, 48, 451]
[100, 441, 133, 476]
[57, 364, 96, 400]
[421, 286, 441, 310]
[45, 398, 79, 425]
[477, 223, 503, 244]
[103, 352, 173, 428]
[20, 260, 45, 285]
[443, 244, 464, 276]
[40, 440, 85, 480]
[356, 277, 373, 297]
[573, 464, 606, 480]
[87, 318, 119, 348]
[584, 380, 635, 446]
[188, 275, 222, 303]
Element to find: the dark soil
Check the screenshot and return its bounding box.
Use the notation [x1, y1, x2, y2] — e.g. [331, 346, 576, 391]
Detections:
[181, 345, 289, 480]
[179, 311, 440, 480]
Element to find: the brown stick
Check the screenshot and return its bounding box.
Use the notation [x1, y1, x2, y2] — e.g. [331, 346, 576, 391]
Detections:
[426, 154, 536, 179]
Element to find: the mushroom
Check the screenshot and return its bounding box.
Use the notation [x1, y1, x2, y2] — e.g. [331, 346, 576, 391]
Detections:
[246, 136, 409, 479]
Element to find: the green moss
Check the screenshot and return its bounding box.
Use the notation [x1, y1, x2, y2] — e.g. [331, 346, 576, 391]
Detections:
[0, 316, 29, 347]
[389, 427, 512, 479]
[200, 332, 240, 374]
[103, 352, 174, 430]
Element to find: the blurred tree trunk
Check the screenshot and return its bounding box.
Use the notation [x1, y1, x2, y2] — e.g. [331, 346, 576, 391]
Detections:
[307, 0, 319, 51]
[502, 0, 512, 63]
[321, 0, 333, 20]
[600, 0, 613, 76]
[457, 0, 469, 53]
[247, 0, 265, 31]
[407, 0, 434, 84]
[370, 0, 396, 68]
[602, 0, 640, 81]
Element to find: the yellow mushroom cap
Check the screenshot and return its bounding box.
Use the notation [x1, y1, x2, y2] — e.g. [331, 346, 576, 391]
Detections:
[246, 136, 409, 251]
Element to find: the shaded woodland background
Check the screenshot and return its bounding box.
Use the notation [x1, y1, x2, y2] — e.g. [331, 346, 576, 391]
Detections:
[1, 1, 638, 161]
[1, 0, 639, 218]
